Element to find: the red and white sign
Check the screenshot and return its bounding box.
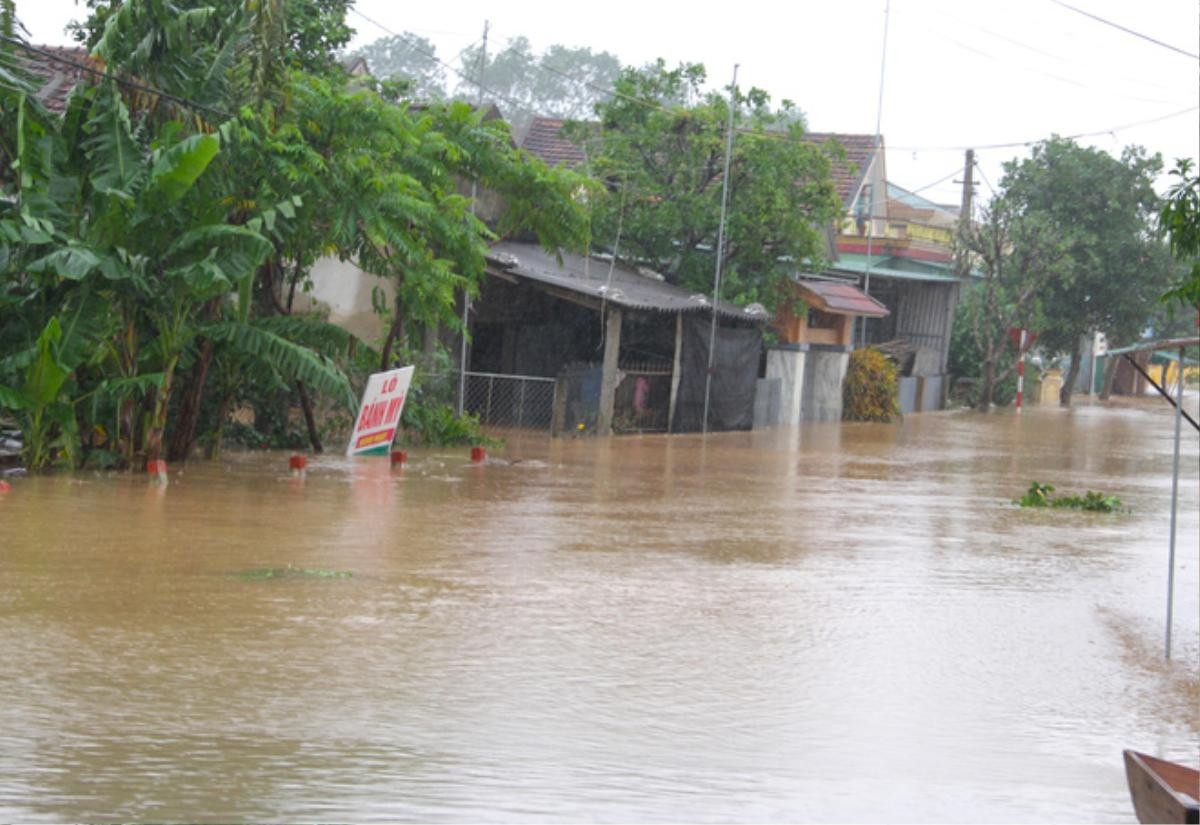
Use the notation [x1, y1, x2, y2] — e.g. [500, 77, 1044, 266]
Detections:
[346, 366, 414, 457]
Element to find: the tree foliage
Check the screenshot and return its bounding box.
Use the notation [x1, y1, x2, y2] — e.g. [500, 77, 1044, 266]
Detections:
[999, 137, 1171, 405]
[459, 37, 621, 133]
[346, 32, 448, 100]
[570, 61, 842, 312]
[1, 0, 589, 469]
[1158, 158, 1200, 310]
[954, 197, 1068, 410]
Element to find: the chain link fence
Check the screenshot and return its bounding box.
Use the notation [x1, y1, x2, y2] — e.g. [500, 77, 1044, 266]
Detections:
[458, 372, 557, 431]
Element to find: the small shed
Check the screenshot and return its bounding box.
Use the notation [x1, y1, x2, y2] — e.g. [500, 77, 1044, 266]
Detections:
[775, 278, 890, 347]
[472, 242, 769, 435]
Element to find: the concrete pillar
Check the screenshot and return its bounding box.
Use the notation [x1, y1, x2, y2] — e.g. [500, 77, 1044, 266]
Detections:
[803, 350, 851, 421]
[668, 313, 683, 433]
[766, 347, 806, 426]
[597, 308, 622, 437]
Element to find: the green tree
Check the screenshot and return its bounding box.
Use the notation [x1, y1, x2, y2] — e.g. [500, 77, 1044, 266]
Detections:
[3, 1, 591, 468]
[1000, 137, 1171, 405]
[459, 37, 621, 133]
[568, 60, 842, 311]
[954, 198, 1068, 410]
[346, 32, 448, 99]
[1158, 158, 1200, 310]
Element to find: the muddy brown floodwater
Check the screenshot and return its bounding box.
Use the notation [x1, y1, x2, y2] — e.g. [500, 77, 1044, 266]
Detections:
[1, 399, 1197, 823]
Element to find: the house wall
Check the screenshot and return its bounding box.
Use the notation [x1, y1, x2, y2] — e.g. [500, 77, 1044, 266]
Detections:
[295, 256, 393, 345]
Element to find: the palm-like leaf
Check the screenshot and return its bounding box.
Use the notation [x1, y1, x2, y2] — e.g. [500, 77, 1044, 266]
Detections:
[81, 85, 144, 200]
[163, 224, 272, 297]
[203, 320, 356, 410]
[148, 132, 220, 203]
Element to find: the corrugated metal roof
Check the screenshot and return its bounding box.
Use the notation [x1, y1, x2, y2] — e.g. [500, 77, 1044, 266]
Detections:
[795, 279, 890, 318]
[487, 242, 768, 321]
[830, 254, 966, 283]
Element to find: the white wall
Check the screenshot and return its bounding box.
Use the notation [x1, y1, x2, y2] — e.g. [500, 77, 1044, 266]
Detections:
[295, 257, 395, 345]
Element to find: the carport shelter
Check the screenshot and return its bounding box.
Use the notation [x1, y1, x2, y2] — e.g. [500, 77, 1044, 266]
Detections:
[474, 242, 769, 435]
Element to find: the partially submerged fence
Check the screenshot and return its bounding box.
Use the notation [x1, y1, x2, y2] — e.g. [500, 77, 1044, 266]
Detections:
[460, 371, 557, 431]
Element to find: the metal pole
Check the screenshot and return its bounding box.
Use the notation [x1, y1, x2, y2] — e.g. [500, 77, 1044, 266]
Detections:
[458, 20, 489, 416]
[1164, 346, 1184, 659]
[859, 0, 891, 350]
[702, 64, 738, 435]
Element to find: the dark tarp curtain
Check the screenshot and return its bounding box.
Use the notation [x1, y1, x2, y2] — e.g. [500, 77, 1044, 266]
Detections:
[671, 314, 761, 432]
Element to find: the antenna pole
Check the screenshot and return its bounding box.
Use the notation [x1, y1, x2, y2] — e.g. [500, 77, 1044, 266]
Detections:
[702, 64, 739, 435]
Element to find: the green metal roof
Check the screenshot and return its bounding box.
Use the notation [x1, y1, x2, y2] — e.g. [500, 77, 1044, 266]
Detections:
[829, 253, 966, 283]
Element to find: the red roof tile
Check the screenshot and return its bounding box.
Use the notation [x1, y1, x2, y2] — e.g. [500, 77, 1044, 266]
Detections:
[805, 132, 879, 209]
[520, 117, 588, 168]
[22, 45, 92, 114]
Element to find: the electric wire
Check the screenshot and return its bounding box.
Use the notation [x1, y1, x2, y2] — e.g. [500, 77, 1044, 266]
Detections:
[889, 105, 1199, 152]
[1048, 0, 1199, 60]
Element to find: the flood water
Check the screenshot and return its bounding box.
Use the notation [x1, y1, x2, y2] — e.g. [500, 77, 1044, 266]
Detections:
[1, 399, 1197, 822]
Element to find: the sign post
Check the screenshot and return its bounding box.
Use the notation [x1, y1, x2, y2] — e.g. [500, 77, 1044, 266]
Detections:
[346, 366, 414, 457]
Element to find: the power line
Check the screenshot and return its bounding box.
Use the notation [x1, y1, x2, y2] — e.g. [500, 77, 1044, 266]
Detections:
[909, 167, 963, 195]
[889, 104, 1199, 152]
[1048, 0, 1199, 60]
[973, 160, 997, 199]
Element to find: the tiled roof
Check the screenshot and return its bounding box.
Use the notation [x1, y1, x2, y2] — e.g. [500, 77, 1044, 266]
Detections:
[794, 278, 890, 318]
[805, 132, 879, 208]
[487, 241, 768, 321]
[22, 45, 92, 114]
[519, 118, 878, 208]
[520, 117, 588, 168]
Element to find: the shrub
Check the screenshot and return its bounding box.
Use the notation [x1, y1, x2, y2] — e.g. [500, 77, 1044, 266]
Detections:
[1016, 481, 1123, 512]
[843, 347, 900, 422]
[400, 402, 499, 447]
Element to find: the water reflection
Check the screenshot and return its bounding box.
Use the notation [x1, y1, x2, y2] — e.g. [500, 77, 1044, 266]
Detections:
[1, 398, 1196, 822]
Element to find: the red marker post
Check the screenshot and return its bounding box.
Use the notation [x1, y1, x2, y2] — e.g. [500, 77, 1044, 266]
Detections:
[289, 454, 307, 475]
[146, 459, 168, 483]
[1008, 328, 1038, 412]
[390, 449, 407, 467]
[470, 446, 486, 463]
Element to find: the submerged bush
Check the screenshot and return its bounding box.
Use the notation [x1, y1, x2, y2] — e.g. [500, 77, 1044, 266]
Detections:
[400, 403, 499, 447]
[843, 347, 900, 422]
[1017, 481, 1123, 512]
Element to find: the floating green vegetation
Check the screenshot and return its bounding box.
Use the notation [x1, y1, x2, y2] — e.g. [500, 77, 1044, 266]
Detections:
[1017, 482, 1124, 513]
[233, 565, 353, 580]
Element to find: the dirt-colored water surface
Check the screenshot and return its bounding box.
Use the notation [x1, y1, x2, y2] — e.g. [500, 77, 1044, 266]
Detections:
[1, 399, 1197, 822]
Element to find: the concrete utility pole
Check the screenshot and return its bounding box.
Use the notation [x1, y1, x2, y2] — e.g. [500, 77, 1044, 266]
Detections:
[956, 148, 975, 277]
[701, 64, 739, 435]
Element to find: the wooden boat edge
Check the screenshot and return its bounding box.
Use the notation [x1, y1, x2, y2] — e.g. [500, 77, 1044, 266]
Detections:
[1124, 750, 1200, 824]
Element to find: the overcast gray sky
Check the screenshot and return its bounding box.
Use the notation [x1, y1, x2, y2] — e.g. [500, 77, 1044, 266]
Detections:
[16, 0, 1199, 210]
